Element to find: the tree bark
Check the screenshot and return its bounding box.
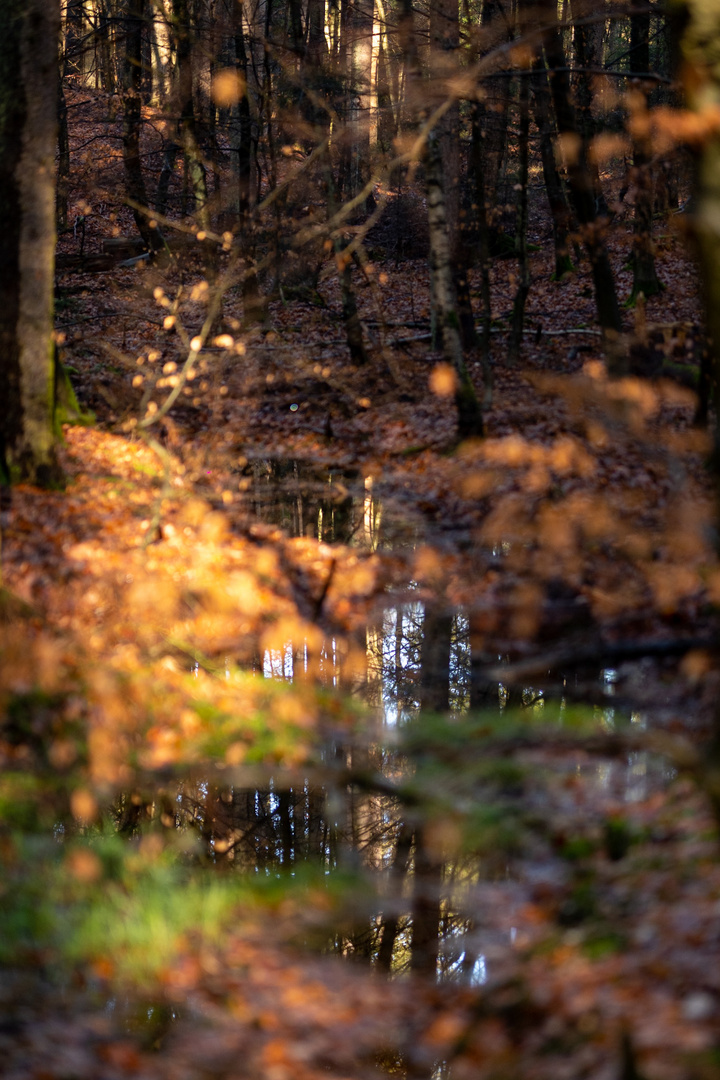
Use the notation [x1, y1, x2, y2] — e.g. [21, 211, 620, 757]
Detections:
[673, 0, 720, 817]
[410, 825, 441, 976]
[419, 601, 452, 713]
[540, 0, 624, 367]
[574, 12, 609, 216]
[0, 0, 63, 485]
[531, 55, 574, 279]
[479, 0, 510, 203]
[470, 101, 494, 374]
[426, 133, 484, 440]
[57, 68, 71, 231]
[629, 5, 663, 304]
[509, 65, 531, 365]
[171, 0, 210, 231]
[122, 0, 165, 251]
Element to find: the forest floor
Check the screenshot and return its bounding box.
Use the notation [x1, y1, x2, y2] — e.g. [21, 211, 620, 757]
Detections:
[2, 84, 720, 1079]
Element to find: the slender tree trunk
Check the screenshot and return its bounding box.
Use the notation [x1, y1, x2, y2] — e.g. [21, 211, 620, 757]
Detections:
[410, 825, 441, 976]
[122, 0, 164, 250]
[541, 0, 624, 366]
[429, 0, 464, 327]
[232, 0, 263, 321]
[397, 0, 420, 128]
[64, 0, 84, 79]
[97, 0, 116, 93]
[155, 140, 180, 217]
[57, 70, 71, 231]
[419, 601, 452, 713]
[327, 165, 369, 363]
[409, 601, 450, 975]
[0, 0, 62, 485]
[171, 0, 209, 229]
[574, 14, 609, 216]
[377, 821, 413, 971]
[531, 55, 573, 279]
[426, 134, 484, 440]
[470, 101, 494, 382]
[509, 66, 531, 365]
[340, 257, 369, 365]
[479, 0, 511, 200]
[469, 610, 500, 711]
[629, 5, 663, 304]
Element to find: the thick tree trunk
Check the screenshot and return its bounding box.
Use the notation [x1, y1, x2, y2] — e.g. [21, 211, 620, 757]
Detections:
[0, 0, 62, 485]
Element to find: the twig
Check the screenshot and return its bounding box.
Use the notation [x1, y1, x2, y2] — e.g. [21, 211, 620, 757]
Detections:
[485, 636, 716, 683]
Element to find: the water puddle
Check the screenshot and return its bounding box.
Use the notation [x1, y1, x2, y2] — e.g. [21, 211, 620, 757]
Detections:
[168, 591, 672, 981]
[237, 456, 429, 548]
[124, 459, 682, 983]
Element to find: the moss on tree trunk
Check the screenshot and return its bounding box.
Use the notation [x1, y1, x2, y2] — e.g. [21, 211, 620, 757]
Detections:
[0, 0, 62, 486]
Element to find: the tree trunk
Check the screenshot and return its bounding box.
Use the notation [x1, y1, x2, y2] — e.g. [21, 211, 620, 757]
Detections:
[426, 133, 484, 440]
[122, 0, 164, 251]
[470, 101, 494, 378]
[673, 0, 720, 818]
[171, 0, 209, 230]
[377, 821, 413, 971]
[629, 5, 663, 304]
[531, 55, 574, 279]
[340, 256, 369, 365]
[509, 65, 531, 365]
[410, 825, 442, 976]
[574, 14, 609, 216]
[97, 0, 116, 93]
[479, 0, 510, 203]
[57, 69, 71, 231]
[232, 0, 263, 322]
[541, 0, 624, 367]
[419, 601, 452, 713]
[0, 0, 62, 485]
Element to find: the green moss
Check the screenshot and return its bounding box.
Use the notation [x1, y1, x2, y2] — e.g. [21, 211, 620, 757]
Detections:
[582, 931, 625, 960]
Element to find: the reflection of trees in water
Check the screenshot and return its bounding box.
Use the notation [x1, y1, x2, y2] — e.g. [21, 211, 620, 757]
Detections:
[241, 458, 425, 549]
[111, 600, 638, 978]
[246, 459, 360, 543]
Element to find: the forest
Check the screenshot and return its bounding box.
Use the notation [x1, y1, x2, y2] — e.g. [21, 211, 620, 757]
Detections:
[1, 0, 720, 1076]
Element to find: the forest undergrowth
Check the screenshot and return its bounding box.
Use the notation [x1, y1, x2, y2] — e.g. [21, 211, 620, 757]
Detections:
[2, 83, 720, 1080]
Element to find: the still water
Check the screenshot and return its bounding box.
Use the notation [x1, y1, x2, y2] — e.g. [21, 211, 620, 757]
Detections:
[139, 459, 675, 981]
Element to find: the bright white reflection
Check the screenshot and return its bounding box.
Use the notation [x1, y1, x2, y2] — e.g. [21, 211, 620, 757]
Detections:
[470, 955, 487, 985]
[625, 752, 648, 803]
